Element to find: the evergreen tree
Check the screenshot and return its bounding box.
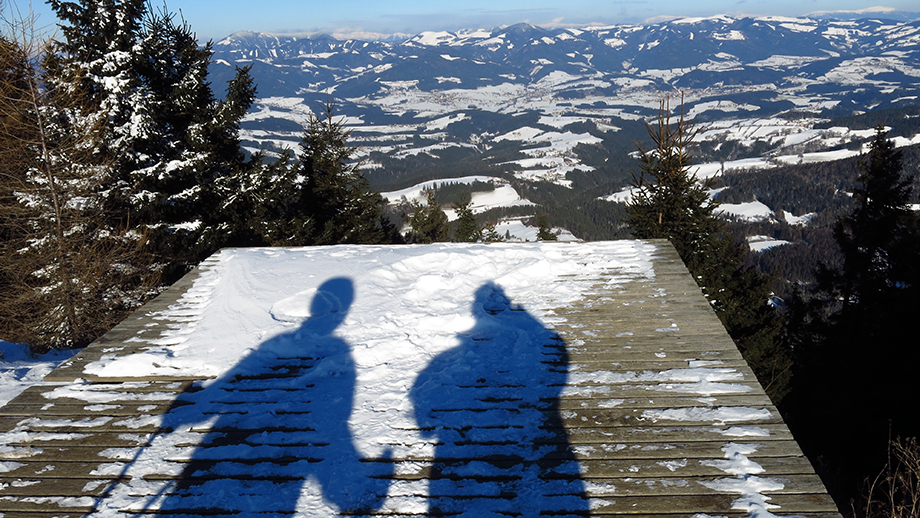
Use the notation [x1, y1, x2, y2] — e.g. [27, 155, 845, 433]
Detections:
[224, 150, 318, 247]
[406, 190, 449, 244]
[784, 126, 920, 510]
[480, 222, 504, 243]
[452, 197, 481, 242]
[536, 214, 558, 241]
[134, 7, 257, 263]
[0, 0, 271, 349]
[835, 125, 913, 322]
[296, 100, 392, 245]
[626, 98, 792, 404]
[791, 127, 916, 355]
[46, 0, 261, 277]
[626, 99, 721, 260]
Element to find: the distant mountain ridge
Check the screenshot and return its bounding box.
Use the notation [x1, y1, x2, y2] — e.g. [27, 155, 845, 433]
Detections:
[212, 14, 920, 107]
[805, 6, 920, 22]
[210, 13, 920, 202]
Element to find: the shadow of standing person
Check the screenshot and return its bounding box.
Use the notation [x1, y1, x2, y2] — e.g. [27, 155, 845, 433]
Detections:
[153, 277, 392, 515]
[411, 282, 588, 517]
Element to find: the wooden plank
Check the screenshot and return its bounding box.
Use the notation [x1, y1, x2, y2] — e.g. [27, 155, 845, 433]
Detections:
[0, 423, 796, 452]
[0, 477, 113, 497]
[562, 423, 796, 443]
[0, 431, 159, 449]
[44, 266, 211, 383]
[556, 395, 774, 410]
[284, 455, 824, 482]
[565, 348, 746, 363]
[123, 492, 832, 517]
[0, 513, 87, 518]
[585, 493, 839, 515]
[0, 415, 168, 434]
[0, 461, 133, 480]
[0, 439, 810, 467]
[10, 380, 197, 399]
[0, 402, 177, 417]
[0, 500, 94, 514]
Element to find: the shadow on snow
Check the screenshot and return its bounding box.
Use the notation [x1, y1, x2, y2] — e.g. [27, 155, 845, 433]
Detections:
[153, 277, 391, 515]
[411, 282, 588, 517]
[138, 279, 587, 516]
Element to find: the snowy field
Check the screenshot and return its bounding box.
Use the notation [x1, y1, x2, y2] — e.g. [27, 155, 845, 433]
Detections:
[380, 175, 536, 219]
[381, 176, 577, 239]
[747, 235, 793, 252]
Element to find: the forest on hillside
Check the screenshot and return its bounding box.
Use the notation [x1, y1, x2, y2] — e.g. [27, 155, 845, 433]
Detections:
[723, 142, 920, 295]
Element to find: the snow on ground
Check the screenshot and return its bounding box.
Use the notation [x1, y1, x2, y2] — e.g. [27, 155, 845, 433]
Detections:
[440, 184, 536, 220]
[495, 128, 602, 187]
[381, 175, 535, 221]
[690, 145, 875, 180]
[495, 127, 602, 154]
[688, 101, 760, 119]
[0, 341, 76, 407]
[380, 175, 496, 202]
[718, 200, 774, 221]
[892, 133, 920, 147]
[70, 242, 657, 515]
[84, 243, 653, 382]
[747, 235, 793, 252]
[425, 113, 468, 131]
[380, 175, 565, 235]
[495, 126, 545, 142]
[493, 218, 579, 242]
[778, 209, 816, 226]
[391, 141, 478, 159]
[600, 186, 638, 204]
[538, 115, 620, 131]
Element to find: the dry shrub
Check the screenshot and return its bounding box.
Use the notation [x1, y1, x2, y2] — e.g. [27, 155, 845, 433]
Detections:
[857, 437, 920, 518]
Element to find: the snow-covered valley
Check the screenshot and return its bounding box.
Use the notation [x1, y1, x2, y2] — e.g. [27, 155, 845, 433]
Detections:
[214, 14, 920, 243]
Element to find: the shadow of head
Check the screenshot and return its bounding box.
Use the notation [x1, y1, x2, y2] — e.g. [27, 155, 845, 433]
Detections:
[307, 277, 354, 335]
[311, 277, 354, 316]
[474, 281, 512, 315]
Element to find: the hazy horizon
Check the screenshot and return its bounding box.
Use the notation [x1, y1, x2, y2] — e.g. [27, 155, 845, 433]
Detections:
[6, 1, 919, 43]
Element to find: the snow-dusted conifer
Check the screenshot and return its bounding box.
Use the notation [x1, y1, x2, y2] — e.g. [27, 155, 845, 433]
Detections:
[452, 197, 481, 242]
[296, 100, 391, 245]
[406, 190, 449, 244]
[47, 0, 261, 277]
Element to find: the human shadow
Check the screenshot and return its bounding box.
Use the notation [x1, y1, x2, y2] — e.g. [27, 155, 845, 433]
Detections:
[153, 277, 392, 515]
[411, 282, 588, 517]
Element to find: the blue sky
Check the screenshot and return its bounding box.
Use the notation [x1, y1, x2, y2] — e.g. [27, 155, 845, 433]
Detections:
[13, 1, 919, 42]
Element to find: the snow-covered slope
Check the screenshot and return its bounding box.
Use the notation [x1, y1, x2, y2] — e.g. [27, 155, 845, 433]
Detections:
[216, 15, 920, 197]
[215, 15, 920, 121]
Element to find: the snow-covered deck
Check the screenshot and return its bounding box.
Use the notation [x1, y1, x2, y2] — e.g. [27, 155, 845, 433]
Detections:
[0, 240, 840, 517]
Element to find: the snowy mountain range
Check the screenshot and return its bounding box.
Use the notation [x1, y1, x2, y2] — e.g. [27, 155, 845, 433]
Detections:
[209, 13, 920, 201]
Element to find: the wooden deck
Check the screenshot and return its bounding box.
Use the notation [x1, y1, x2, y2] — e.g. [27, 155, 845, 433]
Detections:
[0, 240, 841, 517]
